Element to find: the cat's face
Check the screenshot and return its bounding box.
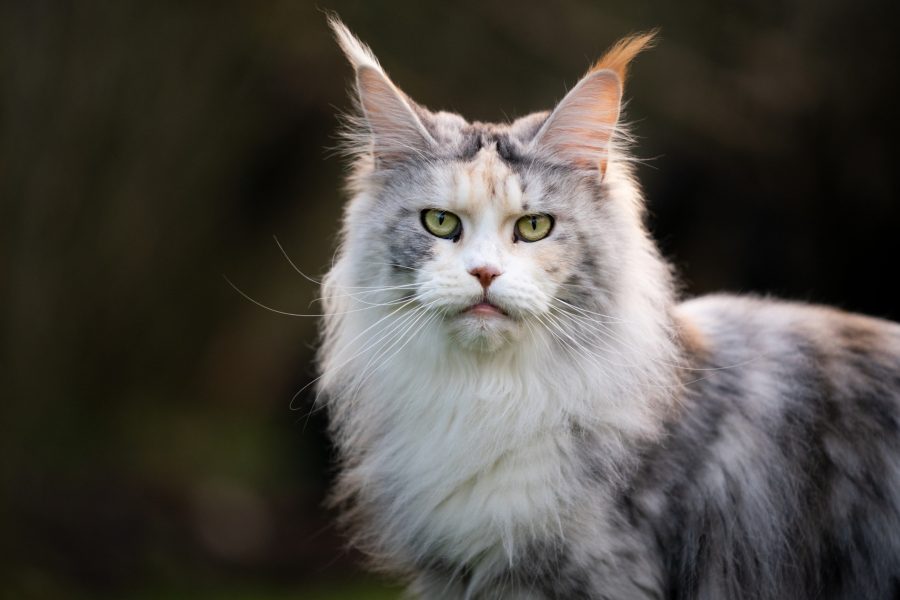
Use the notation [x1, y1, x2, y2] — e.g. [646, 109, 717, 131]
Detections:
[330, 19, 654, 352]
[415, 147, 566, 349]
[373, 136, 586, 350]
[348, 118, 626, 352]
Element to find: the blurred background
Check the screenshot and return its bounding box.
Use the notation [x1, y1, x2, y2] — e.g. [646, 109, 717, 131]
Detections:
[2, 1, 898, 598]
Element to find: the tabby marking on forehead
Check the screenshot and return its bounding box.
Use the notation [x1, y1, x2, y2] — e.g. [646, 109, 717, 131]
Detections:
[450, 147, 524, 213]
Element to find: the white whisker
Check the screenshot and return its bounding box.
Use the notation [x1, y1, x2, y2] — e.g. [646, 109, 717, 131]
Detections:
[290, 297, 424, 411]
[225, 275, 414, 318]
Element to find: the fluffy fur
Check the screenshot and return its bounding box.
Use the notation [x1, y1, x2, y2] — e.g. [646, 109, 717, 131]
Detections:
[318, 18, 900, 599]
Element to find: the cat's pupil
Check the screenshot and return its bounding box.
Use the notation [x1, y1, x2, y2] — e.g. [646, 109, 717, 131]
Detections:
[530, 216, 537, 230]
[438, 212, 445, 225]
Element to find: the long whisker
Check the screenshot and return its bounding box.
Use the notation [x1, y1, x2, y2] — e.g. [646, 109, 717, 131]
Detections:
[315, 290, 419, 310]
[308, 306, 430, 416]
[552, 297, 625, 322]
[274, 236, 426, 292]
[533, 311, 602, 372]
[315, 284, 420, 303]
[553, 302, 756, 374]
[291, 297, 425, 410]
[225, 275, 414, 318]
[320, 282, 422, 293]
[545, 308, 648, 373]
[362, 262, 426, 273]
[540, 310, 631, 373]
[273, 235, 326, 286]
[347, 303, 440, 400]
[343, 304, 433, 398]
[543, 309, 691, 393]
[301, 303, 440, 426]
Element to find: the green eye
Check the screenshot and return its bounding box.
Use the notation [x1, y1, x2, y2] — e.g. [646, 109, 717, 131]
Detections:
[515, 214, 554, 242]
[421, 209, 461, 239]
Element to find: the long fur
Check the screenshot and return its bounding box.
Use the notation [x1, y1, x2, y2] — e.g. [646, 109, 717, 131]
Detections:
[318, 19, 900, 599]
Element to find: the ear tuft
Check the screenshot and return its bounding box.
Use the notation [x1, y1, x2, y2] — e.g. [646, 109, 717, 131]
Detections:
[328, 15, 434, 166]
[530, 31, 657, 174]
[589, 30, 658, 82]
[530, 69, 623, 172]
[328, 15, 383, 73]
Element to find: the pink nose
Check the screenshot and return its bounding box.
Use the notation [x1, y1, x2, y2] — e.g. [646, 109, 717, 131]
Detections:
[469, 266, 501, 289]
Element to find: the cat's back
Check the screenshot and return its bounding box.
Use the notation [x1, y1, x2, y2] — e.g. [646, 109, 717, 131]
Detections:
[676, 293, 900, 388]
[673, 294, 900, 452]
[647, 294, 900, 599]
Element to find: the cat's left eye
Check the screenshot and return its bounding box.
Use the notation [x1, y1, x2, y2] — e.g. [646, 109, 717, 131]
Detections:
[421, 209, 462, 240]
[514, 214, 554, 242]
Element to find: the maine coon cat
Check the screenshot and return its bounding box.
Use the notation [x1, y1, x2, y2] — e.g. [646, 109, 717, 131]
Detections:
[317, 17, 900, 599]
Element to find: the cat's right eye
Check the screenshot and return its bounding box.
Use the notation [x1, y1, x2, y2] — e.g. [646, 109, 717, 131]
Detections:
[421, 209, 462, 240]
[514, 214, 554, 242]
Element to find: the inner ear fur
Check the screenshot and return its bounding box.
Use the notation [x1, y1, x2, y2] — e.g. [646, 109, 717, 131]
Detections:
[531, 31, 656, 175]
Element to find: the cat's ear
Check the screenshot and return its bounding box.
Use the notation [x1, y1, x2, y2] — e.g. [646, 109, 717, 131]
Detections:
[329, 17, 435, 165]
[531, 32, 656, 176]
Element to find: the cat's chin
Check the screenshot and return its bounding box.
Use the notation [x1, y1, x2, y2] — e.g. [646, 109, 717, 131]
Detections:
[449, 311, 520, 352]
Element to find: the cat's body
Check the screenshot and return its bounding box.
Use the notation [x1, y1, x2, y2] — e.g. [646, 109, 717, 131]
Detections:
[318, 19, 900, 599]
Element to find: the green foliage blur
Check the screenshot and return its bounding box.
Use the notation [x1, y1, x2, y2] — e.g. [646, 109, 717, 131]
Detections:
[2, 1, 898, 598]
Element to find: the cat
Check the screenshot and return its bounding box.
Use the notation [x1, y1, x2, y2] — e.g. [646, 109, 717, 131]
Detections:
[317, 17, 900, 600]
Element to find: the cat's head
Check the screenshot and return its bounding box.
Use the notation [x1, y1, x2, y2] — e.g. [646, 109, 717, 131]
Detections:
[329, 18, 660, 353]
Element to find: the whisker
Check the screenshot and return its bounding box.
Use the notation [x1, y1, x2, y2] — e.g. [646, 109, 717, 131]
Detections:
[545, 310, 689, 393]
[225, 275, 415, 318]
[273, 236, 425, 293]
[273, 235, 326, 286]
[362, 261, 426, 273]
[552, 297, 625, 322]
[304, 302, 439, 423]
[323, 279, 424, 291]
[552, 303, 755, 374]
[348, 303, 440, 400]
[316, 284, 420, 303]
[533, 311, 602, 372]
[290, 298, 423, 411]
[315, 290, 418, 308]
[540, 310, 630, 373]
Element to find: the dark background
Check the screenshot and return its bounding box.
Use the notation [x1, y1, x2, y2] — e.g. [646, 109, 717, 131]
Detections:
[2, 1, 898, 598]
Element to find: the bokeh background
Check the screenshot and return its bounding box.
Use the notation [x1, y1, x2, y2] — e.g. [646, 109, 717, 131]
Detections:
[2, 1, 899, 598]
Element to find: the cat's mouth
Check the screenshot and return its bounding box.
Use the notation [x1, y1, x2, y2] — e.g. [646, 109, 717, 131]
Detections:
[464, 299, 507, 317]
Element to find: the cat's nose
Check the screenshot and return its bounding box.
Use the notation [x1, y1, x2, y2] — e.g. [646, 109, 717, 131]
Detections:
[469, 266, 502, 289]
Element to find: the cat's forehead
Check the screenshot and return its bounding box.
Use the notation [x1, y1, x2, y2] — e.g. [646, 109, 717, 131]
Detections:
[440, 146, 525, 214]
[421, 113, 553, 214]
[422, 111, 548, 163]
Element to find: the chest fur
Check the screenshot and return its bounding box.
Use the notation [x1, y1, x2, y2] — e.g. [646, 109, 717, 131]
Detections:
[323, 313, 662, 574]
[345, 363, 577, 567]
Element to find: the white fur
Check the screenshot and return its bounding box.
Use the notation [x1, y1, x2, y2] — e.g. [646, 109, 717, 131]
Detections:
[328, 16, 383, 73]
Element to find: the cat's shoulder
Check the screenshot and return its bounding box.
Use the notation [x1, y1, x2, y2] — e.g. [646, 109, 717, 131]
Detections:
[678, 293, 899, 334]
[675, 293, 900, 365]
